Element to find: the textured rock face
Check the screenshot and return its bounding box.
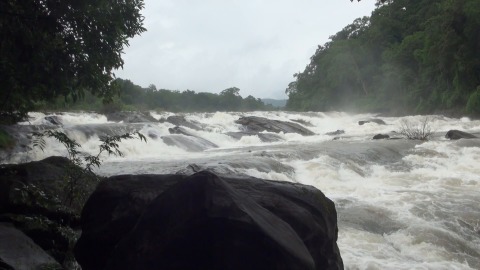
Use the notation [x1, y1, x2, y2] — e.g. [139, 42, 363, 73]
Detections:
[0, 157, 86, 267]
[445, 130, 477, 140]
[235, 116, 315, 136]
[75, 171, 343, 270]
[105, 111, 157, 123]
[373, 134, 390, 140]
[165, 115, 203, 130]
[358, 119, 386, 125]
[0, 223, 60, 270]
[225, 131, 284, 142]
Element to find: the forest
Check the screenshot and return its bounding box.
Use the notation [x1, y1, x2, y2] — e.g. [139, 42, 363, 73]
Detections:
[37, 78, 275, 113]
[286, 0, 480, 116]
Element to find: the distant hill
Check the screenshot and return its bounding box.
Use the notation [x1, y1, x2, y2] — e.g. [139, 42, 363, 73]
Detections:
[261, 99, 287, 108]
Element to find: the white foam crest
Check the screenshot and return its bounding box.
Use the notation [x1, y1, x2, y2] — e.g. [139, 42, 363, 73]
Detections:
[18, 112, 47, 125]
[289, 140, 480, 269]
[242, 168, 292, 182]
[57, 112, 110, 125]
[339, 227, 474, 270]
[186, 112, 241, 133]
[149, 111, 175, 121]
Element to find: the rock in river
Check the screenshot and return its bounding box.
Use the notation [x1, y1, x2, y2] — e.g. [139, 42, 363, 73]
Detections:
[235, 116, 315, 136]
[75, 171, 343, 270]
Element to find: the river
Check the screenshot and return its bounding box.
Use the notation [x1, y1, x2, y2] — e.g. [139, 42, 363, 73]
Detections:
[4, 111, 480, 269]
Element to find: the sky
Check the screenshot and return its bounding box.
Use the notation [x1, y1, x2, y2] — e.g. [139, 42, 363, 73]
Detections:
[115, 0, 377, 99]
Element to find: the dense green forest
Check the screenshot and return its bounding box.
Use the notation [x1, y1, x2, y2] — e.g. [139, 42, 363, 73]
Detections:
[38, 79, 275, 113]
[0, 0, 145, 122]
[286, 0, 480, 116]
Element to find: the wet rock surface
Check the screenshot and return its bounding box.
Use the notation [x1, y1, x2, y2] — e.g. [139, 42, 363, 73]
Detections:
[105, 111, 157, 123]
[75, 171, 343, 270]
[445, 130, 477, 140]
[165, 115, 203, 130]
[235, 116, 315, 136]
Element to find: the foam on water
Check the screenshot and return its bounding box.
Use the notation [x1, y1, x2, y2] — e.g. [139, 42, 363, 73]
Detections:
[290, 138, 480, 269]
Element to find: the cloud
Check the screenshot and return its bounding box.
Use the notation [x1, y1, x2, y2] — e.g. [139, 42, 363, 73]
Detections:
[115, 0, 376, 99]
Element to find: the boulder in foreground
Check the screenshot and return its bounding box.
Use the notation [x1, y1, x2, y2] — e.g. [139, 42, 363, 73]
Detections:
[75, 171, 343, 270]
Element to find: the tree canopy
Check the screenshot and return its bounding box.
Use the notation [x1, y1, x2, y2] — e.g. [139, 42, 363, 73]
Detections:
[0, 0, 146, 122]
[39, 78, 274, 113]
[287, 0, 480, 116]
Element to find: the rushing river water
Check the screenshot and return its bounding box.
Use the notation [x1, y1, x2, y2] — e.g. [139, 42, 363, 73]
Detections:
[3, 111, 480, 269]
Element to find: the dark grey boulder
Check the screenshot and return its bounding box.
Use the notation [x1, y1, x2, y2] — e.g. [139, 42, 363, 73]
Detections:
[75, 171, 343, 270]
[162, 127, 218, 151]
[373, 134, 390, 140]
[0, 157, 94, 266]
[44, 116, 62, 126]
[168, 126, 195, 136]
[166, 115, 203, 130]
[445, 130, 477, 140]
[0, 222, 61, 270]
[326, 130, 345, 136]
[105, 111, 157, 123]
[358, 119, 386, 125]
[235, 116, 315, 136]
[225, 131, 284, 142]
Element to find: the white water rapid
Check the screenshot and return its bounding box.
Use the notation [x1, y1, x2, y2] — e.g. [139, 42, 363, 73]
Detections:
[4, 111, 480, 269]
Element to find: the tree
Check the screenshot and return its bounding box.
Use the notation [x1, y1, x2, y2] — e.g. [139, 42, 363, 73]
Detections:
[0, 0, 146, 122]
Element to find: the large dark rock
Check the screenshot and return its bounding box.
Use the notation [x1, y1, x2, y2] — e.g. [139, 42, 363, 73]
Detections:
[358, 119, 386, 125]
[235, 116, 315, 136]
[75, 171, 343, 270]
[166, 115, 203, 130]
[445, 130, 477, 140]
[105, 111, 157, 123]
[373, 134, 390, 140]
[0, 157, 94, 267]
[0, 222, 61, 270]
[74, 174, 186, 270]
[168, 126, 218, 149]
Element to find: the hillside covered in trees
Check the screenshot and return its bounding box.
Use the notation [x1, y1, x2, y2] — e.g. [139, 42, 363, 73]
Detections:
[286, 0, 480, 116]
[40, 78, 275, 113]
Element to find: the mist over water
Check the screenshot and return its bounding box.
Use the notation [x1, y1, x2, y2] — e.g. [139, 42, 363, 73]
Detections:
[6, 111, 480, 269]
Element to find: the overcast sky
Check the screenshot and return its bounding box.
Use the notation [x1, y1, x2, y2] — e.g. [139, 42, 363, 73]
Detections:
[115, 0, 377, 99]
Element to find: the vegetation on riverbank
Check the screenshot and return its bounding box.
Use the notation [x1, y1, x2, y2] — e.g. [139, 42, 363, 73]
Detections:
[286, 0, 480, 116]
[35, 79, 277, 113]
[0, 128, 14, 150]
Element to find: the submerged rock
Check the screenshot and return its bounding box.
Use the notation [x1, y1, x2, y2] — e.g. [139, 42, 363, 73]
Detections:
[75, 171, 343, 270]
[44, 115, 62, 126]
[105, 111, 157, 123]
[373, 134, 390, 140]
[445, 130, 477, 140]
[326, 130, 345, 136]
[358, 119, 386, 125]
[161, 135, 217, 152]
[166, 115, 203, 130]
[225, 131, 284, 142]
[235, 116, 315, 136]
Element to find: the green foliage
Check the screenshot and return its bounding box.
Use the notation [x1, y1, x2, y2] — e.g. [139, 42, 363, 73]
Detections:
[32, 130, 146, 208]
[0, 0, 146, 120]
[41, 78, 272, 112]
[0, 128, 15, 149]
[466, 86, 480, 115]
[288, 0, 480, 116]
